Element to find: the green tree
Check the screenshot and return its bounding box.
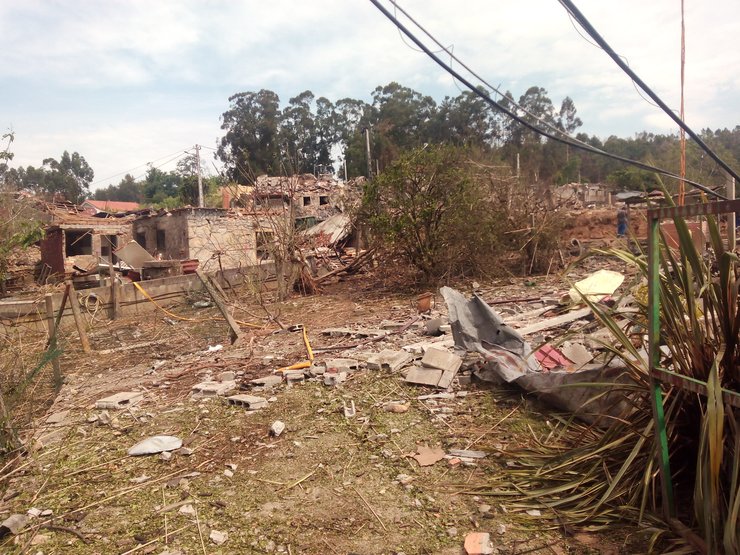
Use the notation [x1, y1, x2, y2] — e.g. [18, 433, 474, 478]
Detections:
[362, 144, 504, 279]
[217, 89, 282, 181]
[93, 174, 142, 202]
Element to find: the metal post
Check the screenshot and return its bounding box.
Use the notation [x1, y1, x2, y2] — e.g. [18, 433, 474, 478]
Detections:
[647, 212, 675, 518]
[364, 128, 372, 179]
[729, 177, 736, 250]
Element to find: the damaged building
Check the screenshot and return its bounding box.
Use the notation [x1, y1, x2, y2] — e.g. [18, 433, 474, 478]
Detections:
[221, 174, 362, 229]
[40, 202, 134, 276]
[132, 207, 262, 271]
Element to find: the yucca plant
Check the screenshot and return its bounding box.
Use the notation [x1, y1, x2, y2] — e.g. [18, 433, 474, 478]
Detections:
[478, 197, 739, 552]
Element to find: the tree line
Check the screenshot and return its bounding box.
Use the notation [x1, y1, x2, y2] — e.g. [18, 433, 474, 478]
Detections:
[2, 82, 739, 205]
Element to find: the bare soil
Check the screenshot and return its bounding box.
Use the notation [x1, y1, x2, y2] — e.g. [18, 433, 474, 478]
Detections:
[0, 267, 646, 554]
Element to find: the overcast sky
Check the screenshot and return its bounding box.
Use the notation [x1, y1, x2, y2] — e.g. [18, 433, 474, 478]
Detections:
[2, 0, 739, 189]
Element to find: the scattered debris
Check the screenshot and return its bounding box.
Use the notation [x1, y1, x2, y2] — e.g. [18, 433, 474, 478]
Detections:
[209, 529, 228, 545]
[383, 401, 410, 413]
[128, 435, 182, 456]
[95, 391, 143, 410]
[367, 349, 413, 372]
[464, 531, 494, 555]
[270, 420, 286, 437]
[0, 514, 28, 538]
[413, 444, 445, 466]
[227, 394, 268, 410]
[343, 400, 356, 418]
[448, 449, 487, 459]
[192, 381, 237, 397]
[568, 269, 624, 303]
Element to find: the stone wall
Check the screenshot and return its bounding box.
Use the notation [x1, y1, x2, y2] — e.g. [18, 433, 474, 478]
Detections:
[133, 212, 190, 260]
[186, 211, 257, 272]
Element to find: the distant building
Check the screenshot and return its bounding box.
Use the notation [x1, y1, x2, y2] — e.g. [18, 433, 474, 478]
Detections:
[40, 202, 134, 276]
[81, 199, 141, 215]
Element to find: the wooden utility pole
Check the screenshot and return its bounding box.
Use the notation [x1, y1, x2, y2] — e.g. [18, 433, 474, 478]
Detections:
[196, 144, 204, 208]
[109, 258, 118, 320]
[44, 294, 62, 391]
[65, 281, 90, 353]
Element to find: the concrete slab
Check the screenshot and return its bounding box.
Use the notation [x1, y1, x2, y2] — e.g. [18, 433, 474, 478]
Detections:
[404, 367, 443, 387]
[95, 391, 144, 410]
[191, 381, 237, 397]
[227, 394, 268, 410]
[421, 348, 462, 373]
[367, 349, 413, 372]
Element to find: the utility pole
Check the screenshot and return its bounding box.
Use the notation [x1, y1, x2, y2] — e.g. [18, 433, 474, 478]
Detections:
[364, 128, 372, 179]
[195, 144, 204, 208]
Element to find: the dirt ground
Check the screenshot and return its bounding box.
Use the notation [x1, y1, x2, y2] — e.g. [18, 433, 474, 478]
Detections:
[0, 263, 647, 554]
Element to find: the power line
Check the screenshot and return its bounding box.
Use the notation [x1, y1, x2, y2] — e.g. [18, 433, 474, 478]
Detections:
[557, 0, 740, 187]
[91, 147, 194, 186]
[369, 0, 725, 199]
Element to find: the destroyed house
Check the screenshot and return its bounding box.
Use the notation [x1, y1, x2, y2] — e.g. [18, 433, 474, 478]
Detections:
[40, 202, 134, 276]
[221, 174, 360, 229]
[132, 207, 261, 271]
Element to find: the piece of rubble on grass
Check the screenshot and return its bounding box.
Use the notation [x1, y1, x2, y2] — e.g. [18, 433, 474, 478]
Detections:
[323, 371, 347, 387]
[226, 394, 267, 410]
[413, 444, 445, 466]
[191, 381, 237, 397]
[321, 327, 387, 338]
[95, 391, 143, 410]
[45, 410, 70, 425]
[250, 375, 283, 388]
[209, 530, 227, 545]
[324, 358, 360, 372]
[343, 400, 356, 418]
[128, 435, 182, 456]
[383, 401, 410, 413]
[404, 367, 444, 387]
[422, 347, 463, 389]
[464, 531, 494, 555]
[402, 337, 455, 355]
[367, 349, 412, 372]
[270, 420, 285, 437]
[448, 449, 487, 459]
[0, 514, 28, 538]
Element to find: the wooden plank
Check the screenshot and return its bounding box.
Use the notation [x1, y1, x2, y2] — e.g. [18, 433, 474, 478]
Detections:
[195, 269, 244, 345]
[514, 307, 592, 336]
[65, 281, 91, 353]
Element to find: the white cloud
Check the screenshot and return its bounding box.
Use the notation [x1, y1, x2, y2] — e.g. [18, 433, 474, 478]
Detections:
[2, 0, 739, 181]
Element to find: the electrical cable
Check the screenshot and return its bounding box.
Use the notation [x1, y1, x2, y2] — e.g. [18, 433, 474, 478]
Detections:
[369, 0, 725, 199]
[556, 0, 740, 188]
[91, 147, 195, 186]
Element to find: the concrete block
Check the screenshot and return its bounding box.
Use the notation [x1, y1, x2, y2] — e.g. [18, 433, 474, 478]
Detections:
[96, 391, 144, 410]
[192, 381, 237, 397]
[250, 375, 283, 388]
[367, 349, 412, 372]
[284, 370, 306, 383]
[226, 394, 267, 410]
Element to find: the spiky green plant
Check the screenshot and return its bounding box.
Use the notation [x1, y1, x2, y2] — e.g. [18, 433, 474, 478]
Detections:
[473, 200, 739, 552]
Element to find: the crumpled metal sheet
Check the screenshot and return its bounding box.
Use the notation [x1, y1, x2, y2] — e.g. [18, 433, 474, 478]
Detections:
[440, 286, 636, 422]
